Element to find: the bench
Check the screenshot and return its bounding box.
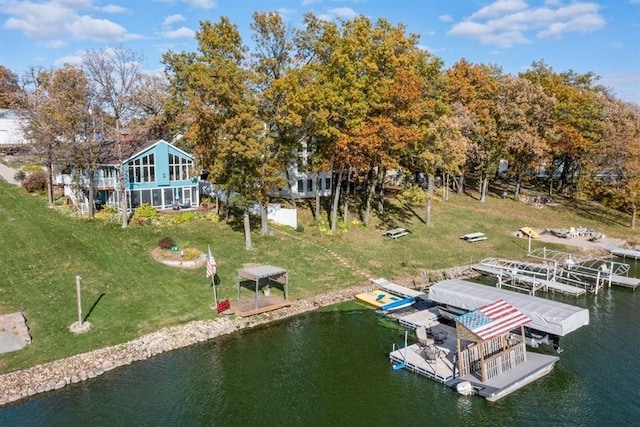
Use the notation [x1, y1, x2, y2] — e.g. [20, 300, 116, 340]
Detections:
[460, 232, 487, 243]
[384, 228, 410, 239]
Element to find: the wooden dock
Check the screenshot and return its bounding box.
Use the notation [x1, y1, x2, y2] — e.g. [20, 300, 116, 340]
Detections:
[371, 278, 426, 298]
[607, 274, 640, 290]
[608, 247, 640, 260]
[389, 321, 560, 402]
[229, 296, 291, 317]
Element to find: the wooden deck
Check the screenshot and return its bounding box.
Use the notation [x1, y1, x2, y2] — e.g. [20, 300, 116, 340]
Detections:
[229, 296, 291, 317]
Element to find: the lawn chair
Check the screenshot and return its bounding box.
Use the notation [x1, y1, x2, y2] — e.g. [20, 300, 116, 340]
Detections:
[417, 326, 445, 364]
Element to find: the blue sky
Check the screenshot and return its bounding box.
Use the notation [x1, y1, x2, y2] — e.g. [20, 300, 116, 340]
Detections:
[1, 0, 638, 103]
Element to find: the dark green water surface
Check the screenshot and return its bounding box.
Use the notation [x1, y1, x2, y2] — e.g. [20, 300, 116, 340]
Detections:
[1, 270, 639, 426]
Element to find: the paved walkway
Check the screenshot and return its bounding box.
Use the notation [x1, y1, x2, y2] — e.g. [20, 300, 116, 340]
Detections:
[0, 162, 19, 185]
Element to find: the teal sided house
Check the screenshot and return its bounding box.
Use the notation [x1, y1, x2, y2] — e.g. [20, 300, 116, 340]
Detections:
[57, 139, 199, 212]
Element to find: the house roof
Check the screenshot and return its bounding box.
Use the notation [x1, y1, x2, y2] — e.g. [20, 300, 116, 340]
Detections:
[98, 139, 193, 165]
[98, 139, 155, 165]
[455, 299, 531, 341]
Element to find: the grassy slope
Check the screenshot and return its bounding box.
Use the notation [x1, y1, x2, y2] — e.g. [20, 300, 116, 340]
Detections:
[0, 181, 637, 373]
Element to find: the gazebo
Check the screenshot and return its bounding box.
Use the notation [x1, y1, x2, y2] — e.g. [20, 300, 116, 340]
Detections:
[455, 299, 531, 382]
[237, 264, 289, 310]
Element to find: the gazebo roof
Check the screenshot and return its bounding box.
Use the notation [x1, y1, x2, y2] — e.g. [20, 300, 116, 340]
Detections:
[456, 299, 530, 341]
[237, 265, 287, 281]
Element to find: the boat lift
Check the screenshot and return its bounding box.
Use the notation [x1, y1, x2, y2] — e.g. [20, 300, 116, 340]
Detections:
[528, 248, 640, 291]
[474, 258, 588, 296]
[474, 254, 639, 295]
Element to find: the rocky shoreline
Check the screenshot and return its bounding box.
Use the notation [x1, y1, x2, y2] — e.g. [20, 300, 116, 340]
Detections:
[0, 283, 372, 406]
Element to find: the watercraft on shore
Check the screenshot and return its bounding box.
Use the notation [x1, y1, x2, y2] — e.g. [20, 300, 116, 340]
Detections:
[355, 290, 415, 311]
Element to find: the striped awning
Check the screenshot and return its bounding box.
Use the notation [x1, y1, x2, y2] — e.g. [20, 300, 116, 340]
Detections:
[455, 299, 531, 340]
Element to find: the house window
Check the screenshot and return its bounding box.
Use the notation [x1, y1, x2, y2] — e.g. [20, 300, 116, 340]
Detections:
[169, 153, 193, 181]
[152, 190, 162, 207]
[325, 177, 331, 191]
[141, 189, 152, 205]
[130, 190, 140, 208]
[128, 153, 155, 183]
[297, 179, 304, 193]
[163, 188, 174, 207]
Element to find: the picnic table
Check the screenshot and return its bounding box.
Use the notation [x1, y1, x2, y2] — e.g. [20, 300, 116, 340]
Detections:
[460, 232, 487, 242]
[384, 228, 410, 239]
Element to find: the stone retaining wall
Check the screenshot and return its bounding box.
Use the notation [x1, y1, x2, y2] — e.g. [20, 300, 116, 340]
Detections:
[0, 284, 367, 406]
[0, 266, 475, 406]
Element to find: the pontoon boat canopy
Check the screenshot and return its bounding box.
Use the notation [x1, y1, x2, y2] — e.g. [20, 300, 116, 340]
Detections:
[428, 279, 589, 336]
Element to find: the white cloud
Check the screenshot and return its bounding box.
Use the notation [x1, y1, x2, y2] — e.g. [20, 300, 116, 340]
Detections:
[163, 14, 185, 26]
[68, 15, 129, 41]
[101, 4, 128, 14]
[439, 15, 453, 23]
[54, 51, 85, 67]
[2, 0, 140, 42]
[327, 8, 358, 19]
[182, 0, 216, 9]
[447, 0, 605, 47]
[470, 0, 528, 20]
[163, 26, 195, 39]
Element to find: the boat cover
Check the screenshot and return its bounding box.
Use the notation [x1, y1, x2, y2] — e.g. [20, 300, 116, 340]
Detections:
[428, 279, 589, 336]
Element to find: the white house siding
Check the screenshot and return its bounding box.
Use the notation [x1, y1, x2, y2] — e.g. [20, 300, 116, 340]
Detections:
[0, 110, 27, 145]
[278, 168, 333, 199]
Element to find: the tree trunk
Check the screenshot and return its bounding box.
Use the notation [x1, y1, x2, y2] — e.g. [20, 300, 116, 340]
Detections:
[426, 173, 434, 225]
[285, 169, 297, 210]
[479, 176, 488, 203]
[88, 172, 95, 219]
[330, 168, 343, 234]
[632, 204, 637, 230]
[260, 201, 269, 236]
[243, 209, 252, 250]
[376, 167, 386, 213]
[46, 158, 55, 207]
[342, 168, 351, 225]
[457, 174, 464, 195]
[116, 121, 128, 228]
[314, 172, 320, 221]
[514, 177, 521, 201]
[442, 171, 448, 201]
[363, 167, 376, 225]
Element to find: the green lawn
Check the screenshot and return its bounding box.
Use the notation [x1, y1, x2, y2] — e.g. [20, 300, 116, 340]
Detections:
[0, 180, 637, 374]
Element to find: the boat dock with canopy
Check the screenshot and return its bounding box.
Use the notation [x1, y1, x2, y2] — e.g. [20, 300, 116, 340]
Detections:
[428, 279, 589, 339]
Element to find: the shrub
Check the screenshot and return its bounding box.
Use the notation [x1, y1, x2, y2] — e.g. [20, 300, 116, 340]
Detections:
[158, 236, 176, 249]
[182, 247, 201, 261]
[23, 164, 44, 173]
[13, 170, 26, 182]
[134, 203, 159, 220]
[22, 171, 47, 193]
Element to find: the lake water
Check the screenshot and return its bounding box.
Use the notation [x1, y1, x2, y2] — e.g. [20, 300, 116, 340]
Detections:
[1, 263, 639, 426]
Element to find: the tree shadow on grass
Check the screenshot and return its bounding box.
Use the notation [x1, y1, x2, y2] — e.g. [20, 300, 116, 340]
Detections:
[83, 293, 105, 323]
[560, 198, 629, 228]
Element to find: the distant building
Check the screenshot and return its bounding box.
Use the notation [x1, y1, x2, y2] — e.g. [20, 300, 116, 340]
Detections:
[0, 109, 27, 145]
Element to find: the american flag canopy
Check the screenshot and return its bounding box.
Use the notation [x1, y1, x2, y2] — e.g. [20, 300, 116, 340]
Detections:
[455, 299, 531, 340]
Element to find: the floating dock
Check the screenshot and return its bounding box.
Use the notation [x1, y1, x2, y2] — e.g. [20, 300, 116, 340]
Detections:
[371, 277, 426, 298]
[608, 246, 640, 261]
[389, 322, 559, 402]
